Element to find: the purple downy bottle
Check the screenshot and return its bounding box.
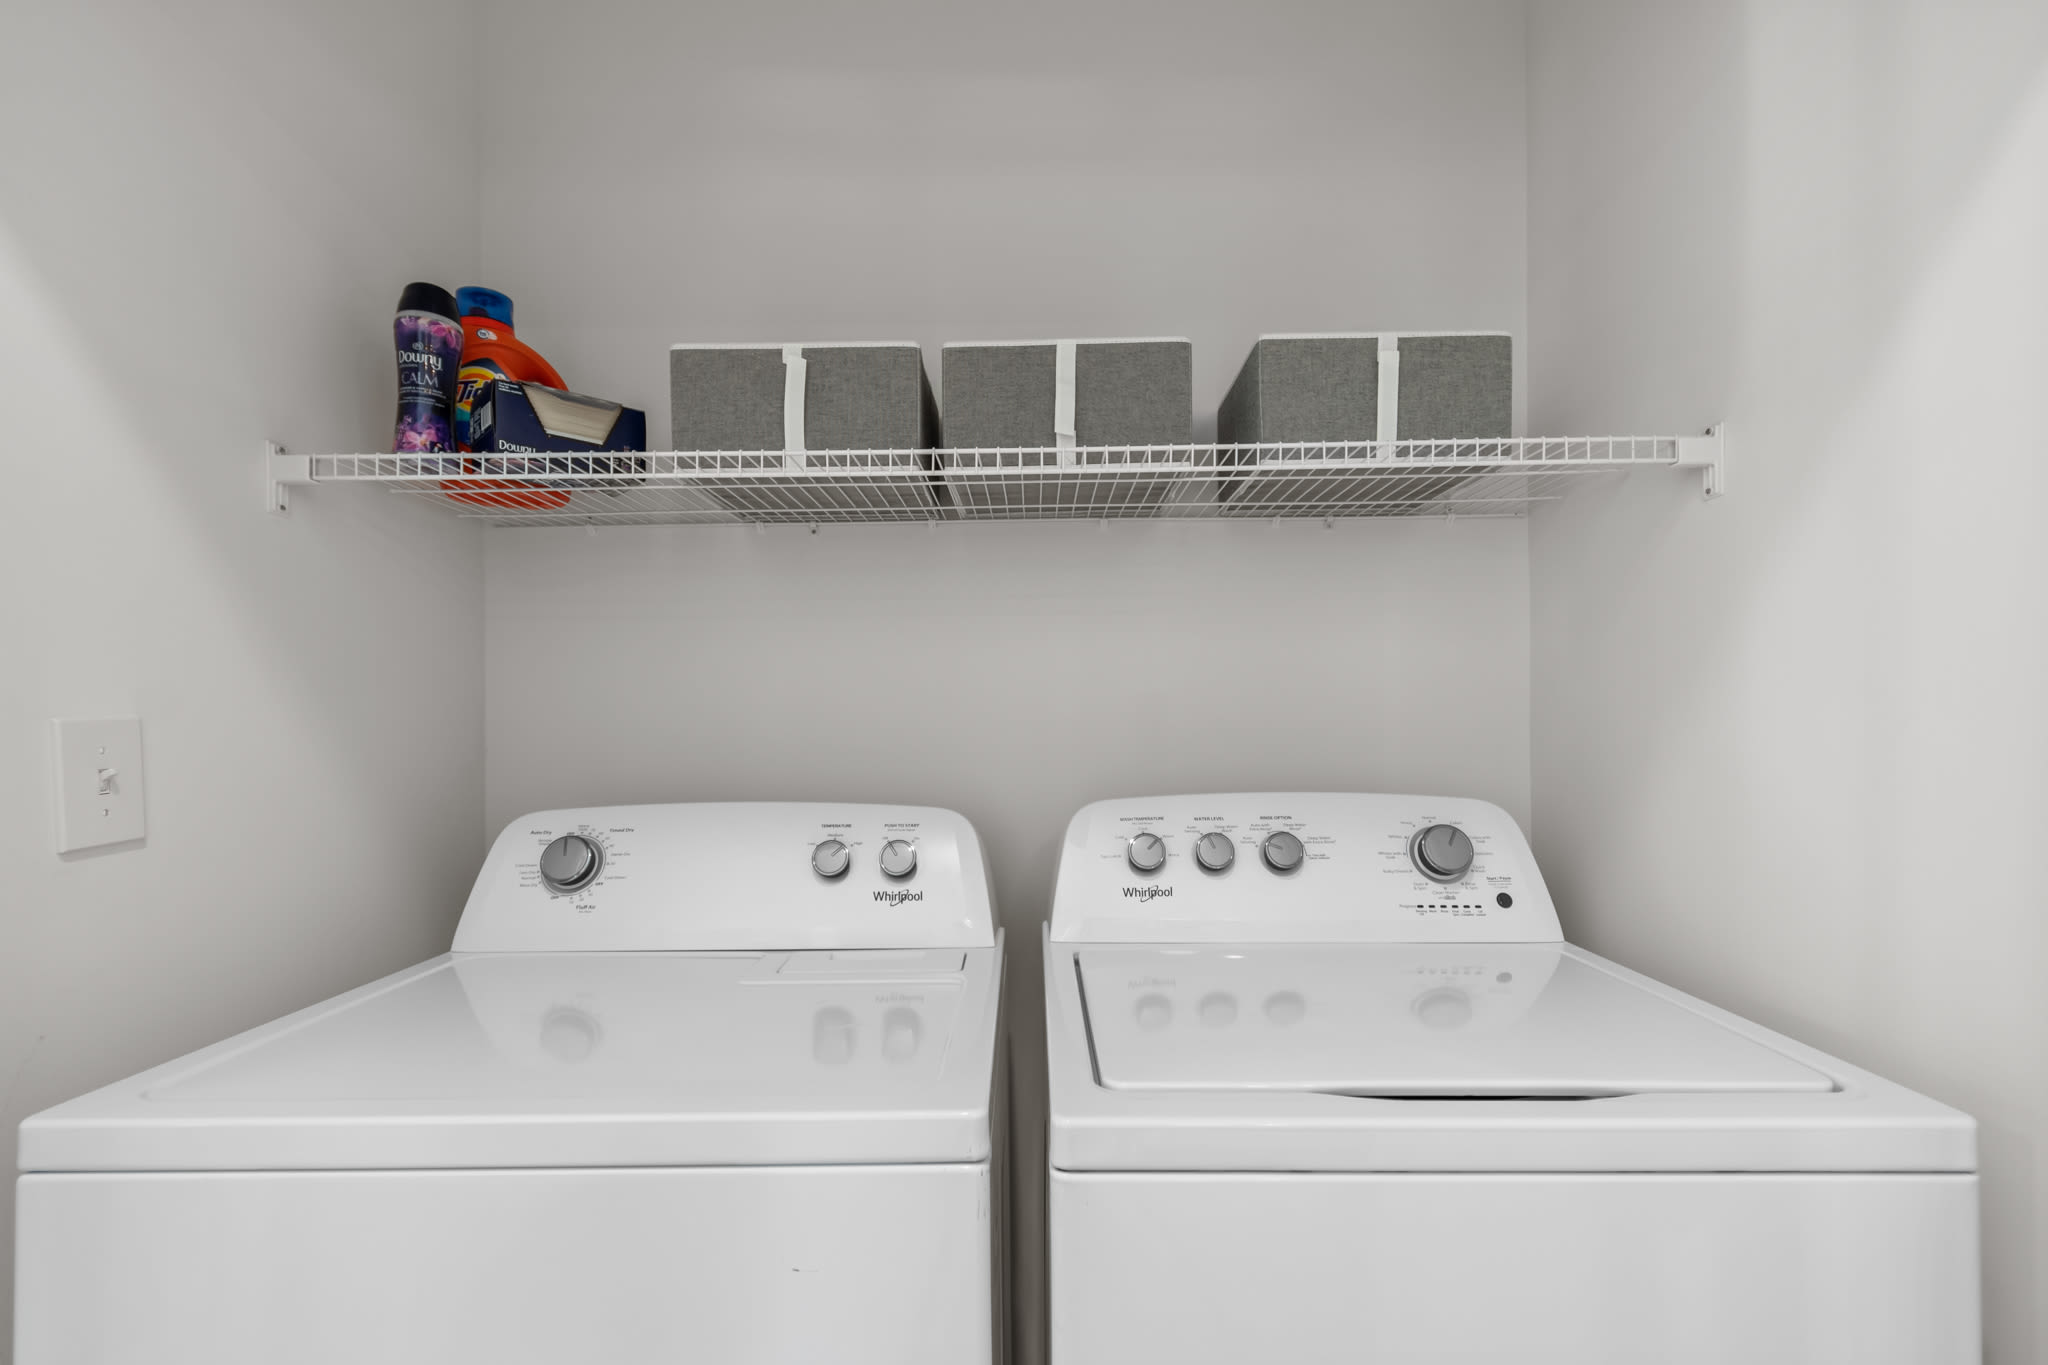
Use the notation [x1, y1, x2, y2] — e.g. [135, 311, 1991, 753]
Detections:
[392, 282, 463, 466]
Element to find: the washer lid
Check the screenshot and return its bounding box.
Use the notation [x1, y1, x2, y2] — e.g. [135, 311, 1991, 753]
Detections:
[21, 947, 1002, 1173]
[1077, 945, 1831, 1097]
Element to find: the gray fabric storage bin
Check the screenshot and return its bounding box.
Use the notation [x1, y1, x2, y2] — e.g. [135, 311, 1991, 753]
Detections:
[939, 338, 1194, 515]
[669, 342, 938, 515]
[1216, 333, 1511, 514]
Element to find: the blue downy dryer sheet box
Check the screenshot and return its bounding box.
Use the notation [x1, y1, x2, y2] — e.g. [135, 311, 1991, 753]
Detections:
[471, 380, 647, 477]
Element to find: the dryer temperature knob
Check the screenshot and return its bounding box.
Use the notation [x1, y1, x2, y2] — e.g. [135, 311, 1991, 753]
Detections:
[539, 834, 602, 894]
[811, 838, 852, 879]
[1127, 832, 1168, 873]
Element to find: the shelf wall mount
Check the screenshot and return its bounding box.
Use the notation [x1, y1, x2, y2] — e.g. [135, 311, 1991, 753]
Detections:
[265, 441, 310, 516]
[1673, 425, 1726, 499]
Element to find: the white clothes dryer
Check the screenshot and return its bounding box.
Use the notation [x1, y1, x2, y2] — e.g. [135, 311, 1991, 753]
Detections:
[18, 803, 1007, 1365]
[1044, 793, 1976, 1364]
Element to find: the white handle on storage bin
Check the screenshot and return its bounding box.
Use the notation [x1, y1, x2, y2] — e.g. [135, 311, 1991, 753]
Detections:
[1376, 335, 1401, 444]
[782, 344, 808, 461]
[1054, 339, 1077, 467]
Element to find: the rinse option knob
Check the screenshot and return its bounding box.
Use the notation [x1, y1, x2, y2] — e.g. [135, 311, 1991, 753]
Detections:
[539, 834, 602, 895]
[1194, 830, 1236, 872]
[878, 838, 917, 879]
[811, 838, 852, 879]
[1127, 831, 1168, 873]
[1410, 824, 1476, 883]
[1261, 830, 1305, 873]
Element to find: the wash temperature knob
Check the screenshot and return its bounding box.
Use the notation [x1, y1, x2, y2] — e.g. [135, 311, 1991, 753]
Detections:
[811, 838, 852, 879]
[1127, 832, 1167, 873]
[539, 834, 602, 894]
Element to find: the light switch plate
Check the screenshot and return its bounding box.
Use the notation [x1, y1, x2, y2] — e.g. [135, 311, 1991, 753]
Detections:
[52, 716, 146, 853]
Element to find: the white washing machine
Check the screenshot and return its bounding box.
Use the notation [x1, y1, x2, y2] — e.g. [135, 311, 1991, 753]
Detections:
[1044, 793, 1978, 1364]
[17, 803, 1007, 1365]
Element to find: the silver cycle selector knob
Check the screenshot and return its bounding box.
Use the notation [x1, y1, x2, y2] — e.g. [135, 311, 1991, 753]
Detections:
[1194, 831, 1236, 872]
[811, 838, 852, 879]
[1127, 831, 1168, 873]
[879, 839, 917, 879]
[1410, 823, 1476, 883]
[1261, 830, 1305, 873]
[538, 834, 602, 894]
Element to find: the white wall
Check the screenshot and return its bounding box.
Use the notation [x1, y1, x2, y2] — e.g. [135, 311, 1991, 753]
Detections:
[0, 4, 487, 1356]
[475, 5, 1530, 1359]
[485, 519, 1531, 837]
[474, 0, 1529, 441]
[1527, 4, 2048, 1362]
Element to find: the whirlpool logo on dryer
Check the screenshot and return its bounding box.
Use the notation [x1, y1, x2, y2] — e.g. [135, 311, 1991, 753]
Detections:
[873, 889, 924, 905]
[1123, 885, 1174, 901]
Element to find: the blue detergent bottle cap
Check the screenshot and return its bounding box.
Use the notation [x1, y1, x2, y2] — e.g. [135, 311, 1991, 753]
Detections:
[456, 287, 514, 325]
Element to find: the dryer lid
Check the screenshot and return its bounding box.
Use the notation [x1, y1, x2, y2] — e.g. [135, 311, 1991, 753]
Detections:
[1076, 945, 1832, 1097]
[21, 947, 1003, 1172]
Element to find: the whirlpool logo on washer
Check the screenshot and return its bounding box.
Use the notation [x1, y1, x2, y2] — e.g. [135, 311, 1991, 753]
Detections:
[873, 889, 924, 905]
[1123, 885, 1174, 901]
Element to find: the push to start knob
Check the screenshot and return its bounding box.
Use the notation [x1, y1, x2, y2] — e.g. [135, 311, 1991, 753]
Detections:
[539, 834, 602, 894]
[1410, 824, 1476, 883]
[1194, 830, 1236, 872]
[1127, 831, 1168, 873]
[1261, 830, 1305, 873]
[811, 838, 852, 879]
[879, 838, 917, 879]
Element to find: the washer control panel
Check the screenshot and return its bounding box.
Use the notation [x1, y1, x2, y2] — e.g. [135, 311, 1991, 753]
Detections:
[1050, 793, 1560, 944]
[455, 803, 995, 952]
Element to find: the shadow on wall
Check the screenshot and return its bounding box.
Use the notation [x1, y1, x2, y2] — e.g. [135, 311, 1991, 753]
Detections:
[1530, 4, 2048, 1363]
[0, 0, 488, 851]
[0, 4, 487, 1361]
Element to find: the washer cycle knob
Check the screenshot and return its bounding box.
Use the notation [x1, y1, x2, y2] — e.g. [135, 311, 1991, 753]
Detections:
[539, 834, 602, 894]
[1261, 830, 1305, 873]
[1127, 832, 1168, 873]
[1410, 824, 1476, 883]
[811, 838, 852, 879]
[879, 839, 917, 879]
[1194, 831, 1236, 872]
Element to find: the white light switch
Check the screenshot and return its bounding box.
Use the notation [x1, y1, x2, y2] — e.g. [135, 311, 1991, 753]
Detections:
[53, 716, 146, 853]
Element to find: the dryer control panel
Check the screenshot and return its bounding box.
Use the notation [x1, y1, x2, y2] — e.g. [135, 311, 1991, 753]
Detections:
[1049, 793, 1560, 944]
[454, 803, 995, 952]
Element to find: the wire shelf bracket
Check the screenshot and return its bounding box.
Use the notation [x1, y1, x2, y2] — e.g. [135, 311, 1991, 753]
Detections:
[265, 442, 312, 516]
[1673, 425, 1726, 499]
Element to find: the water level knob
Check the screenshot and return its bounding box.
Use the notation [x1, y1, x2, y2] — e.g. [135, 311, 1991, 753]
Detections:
[1410, 824, 1475, 883]
[1127, 831, 1168, 873]
[538, 834, 602, 894]
[879, 838, 917, 879]
[1261, 830, 1305, 873]
[1194, 831, 1236, 872]
[811, 838, 852, 879]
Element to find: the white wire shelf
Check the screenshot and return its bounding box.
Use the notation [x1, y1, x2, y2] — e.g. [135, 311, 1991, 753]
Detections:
[265, 433, 1723, 525]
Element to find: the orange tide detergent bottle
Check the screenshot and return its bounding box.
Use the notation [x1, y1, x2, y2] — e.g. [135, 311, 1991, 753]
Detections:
[442, 287, 570, 510]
